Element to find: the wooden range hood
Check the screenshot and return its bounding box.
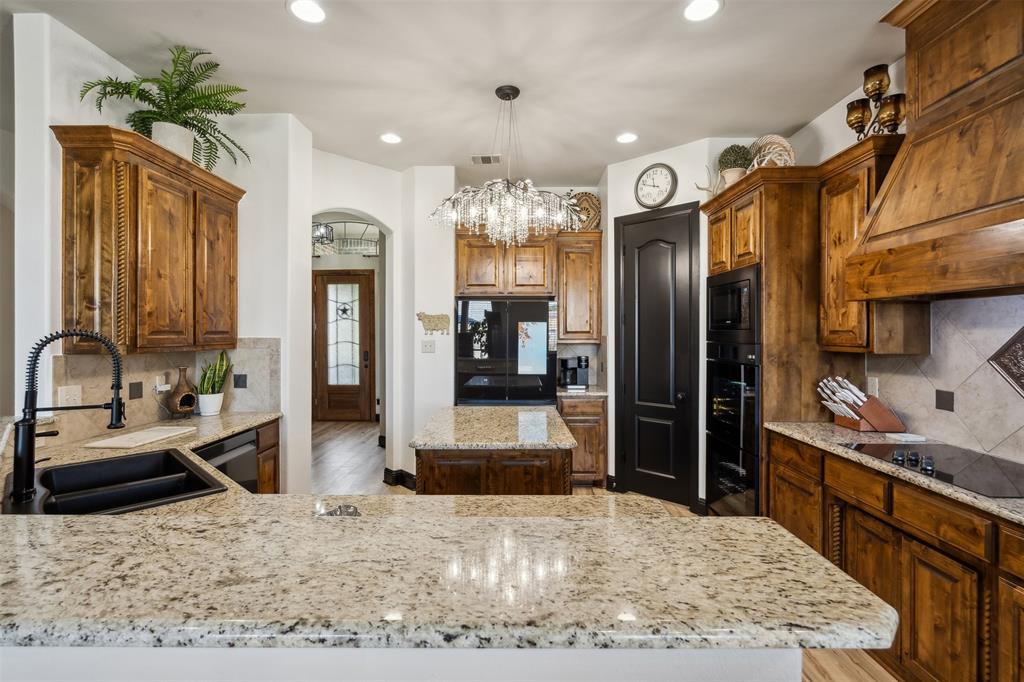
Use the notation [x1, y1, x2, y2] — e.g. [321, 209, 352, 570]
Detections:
[844, 0, 1024, 300]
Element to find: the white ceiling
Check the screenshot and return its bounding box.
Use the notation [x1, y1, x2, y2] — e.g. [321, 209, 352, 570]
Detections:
[10, 0, 904, 185]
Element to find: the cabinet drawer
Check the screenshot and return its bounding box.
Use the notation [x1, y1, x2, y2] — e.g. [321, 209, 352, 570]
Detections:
[768, 433, 822, 479]
[825, 457, 891, 514]
[257, 420, 279, 453]
[1000, 526, 1024, 580]
[558, 398, 605, 418]
[892, 483, 993, 560]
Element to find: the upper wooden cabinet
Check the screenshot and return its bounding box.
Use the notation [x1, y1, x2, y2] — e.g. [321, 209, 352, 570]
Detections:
[708, 209, 732, 275]
[705, 188, 764, 275]
[817, 137, 931, 354]
[556, 232, 602, 342]
[53, 125, 245, 354]
[845, 0, 1024, 300]
[455, 233, 554, 296]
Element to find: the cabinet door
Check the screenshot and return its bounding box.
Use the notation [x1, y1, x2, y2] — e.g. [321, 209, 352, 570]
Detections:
[708, 209, 732, 275]
[557, 234, 602, 341]
[1000, 577, 1024, 682]
[456, 236, 504, 295]
[731, 191, 761, 268]
[195, 191, 238, 347]
[844, 508, 902, 666]
[769, 462, 822, 552]
[505, 238, 555, 295]
[136, 167, 195, 349]
[564, 417, 606, 485]
[901, 538, 979, 682]
[257, 445, 279, 494]
[486, 453, 565, 495]
[820, 168, 870, 350]
[416, 452, 488, 494]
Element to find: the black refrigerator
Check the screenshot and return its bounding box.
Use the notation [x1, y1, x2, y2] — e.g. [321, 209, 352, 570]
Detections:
[455, 298, 558, 404]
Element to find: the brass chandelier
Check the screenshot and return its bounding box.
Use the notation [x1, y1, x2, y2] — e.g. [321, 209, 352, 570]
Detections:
[430, 85, 582, 246]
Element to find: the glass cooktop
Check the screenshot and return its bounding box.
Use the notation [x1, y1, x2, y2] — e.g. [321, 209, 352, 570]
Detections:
[842, 443, 1024, 498]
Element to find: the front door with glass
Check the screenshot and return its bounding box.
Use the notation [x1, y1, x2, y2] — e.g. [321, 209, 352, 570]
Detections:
[313, 270, 375, 421]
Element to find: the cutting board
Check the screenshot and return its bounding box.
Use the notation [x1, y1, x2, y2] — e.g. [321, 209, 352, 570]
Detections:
[85, 426, 197, 449]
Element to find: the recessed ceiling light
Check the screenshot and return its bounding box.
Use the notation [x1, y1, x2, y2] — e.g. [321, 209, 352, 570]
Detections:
[616, 132, 638, 144]
[289, 0, 325, 24]
[682, 0, 722, 22]
[380, 132, 402, 144]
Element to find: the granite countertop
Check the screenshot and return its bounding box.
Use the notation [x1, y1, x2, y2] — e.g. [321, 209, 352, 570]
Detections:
[766, 422, 1024, 525]
[409, 406, 577, 450]
[556, 383, 609, 398]
[0, 513, 896, 650]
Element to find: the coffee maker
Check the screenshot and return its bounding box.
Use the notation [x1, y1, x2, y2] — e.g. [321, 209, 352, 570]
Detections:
[558, 356, 590, 387]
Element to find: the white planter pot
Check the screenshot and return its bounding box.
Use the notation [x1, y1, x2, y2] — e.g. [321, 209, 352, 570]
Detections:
[720, 167, 747, 186]
[151, 122, 195, 161]
[197, 393, 225, 417]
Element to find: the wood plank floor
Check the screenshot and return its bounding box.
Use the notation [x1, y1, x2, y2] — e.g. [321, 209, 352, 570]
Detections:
[310, 421, 893, 680]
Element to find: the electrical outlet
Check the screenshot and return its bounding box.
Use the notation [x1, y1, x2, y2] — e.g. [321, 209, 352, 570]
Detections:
[866, 376, 880, 397]
[936, 389, 955, 412]
[128, 381, 143, 400]
[421, 339, 436, 354]
[57, 385, 82, 407]
[233, 374, 247, 389]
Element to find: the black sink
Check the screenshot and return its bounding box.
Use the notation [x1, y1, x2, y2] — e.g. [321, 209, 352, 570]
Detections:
[3, 449, 227, 514]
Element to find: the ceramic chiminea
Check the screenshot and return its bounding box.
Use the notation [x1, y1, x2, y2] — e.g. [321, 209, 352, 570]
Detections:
[168, 367, 197, 417]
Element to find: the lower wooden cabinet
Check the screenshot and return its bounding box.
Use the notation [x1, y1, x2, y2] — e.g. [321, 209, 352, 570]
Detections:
[414, 449, 571, 495]
[557, 397, 607, 486]
[901, 538, 979, 682]
[999, 578, 1024, 682]
[844, 507, 902, 668]
[768, 461, 822, 552]
[255, 421, 280, 494]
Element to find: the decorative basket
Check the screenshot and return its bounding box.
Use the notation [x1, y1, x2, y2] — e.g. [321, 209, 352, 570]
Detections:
[749, 135, 796, 169]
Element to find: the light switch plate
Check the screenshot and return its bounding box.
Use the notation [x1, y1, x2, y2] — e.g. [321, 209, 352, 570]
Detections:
[421, 339, 436, 354]
[57, 385, 82, 407]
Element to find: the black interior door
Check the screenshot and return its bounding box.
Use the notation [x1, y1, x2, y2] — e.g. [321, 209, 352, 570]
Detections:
[616, 203, 700, 506]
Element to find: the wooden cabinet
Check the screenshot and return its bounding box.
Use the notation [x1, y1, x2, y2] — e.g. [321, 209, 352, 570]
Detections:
[844, 0, 1024, 300]
[844, 507, 903, 667]
[256, 420, 280, 494]
[769, 460, 822, 552]
[730, 190, 762, 269]
[414, 449, 571, 495]
[901, 538, 979, 682]
[817, 136, 931, 354]
[557, 396, 606, 486]
[708, 209, 732, 275]
[194, 191, 238, 348]
[53, 125, 245, 354]
[136, 168, 195, 350]
[455, 233, 555, 296]
[999, 578, 1024, 682]
[456, 236, 504, 295]
[556, 232, 602, 342]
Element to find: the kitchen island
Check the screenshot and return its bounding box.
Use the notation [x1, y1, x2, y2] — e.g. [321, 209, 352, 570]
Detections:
[0, 413, 897, 681]
[410, 405, 578, 495]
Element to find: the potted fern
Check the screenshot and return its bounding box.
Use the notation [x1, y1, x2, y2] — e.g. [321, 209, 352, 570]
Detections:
[80, 46, 250, 171]
[197, 351, 232, 416]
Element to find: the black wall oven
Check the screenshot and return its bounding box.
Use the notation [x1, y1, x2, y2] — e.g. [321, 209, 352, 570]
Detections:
[707, 265, 759, 345]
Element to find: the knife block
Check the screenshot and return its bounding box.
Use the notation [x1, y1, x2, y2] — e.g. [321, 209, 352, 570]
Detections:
[835, 415, 876, 431]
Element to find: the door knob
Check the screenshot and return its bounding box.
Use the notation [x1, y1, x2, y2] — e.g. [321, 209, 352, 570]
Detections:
[676, 392, 686, 403]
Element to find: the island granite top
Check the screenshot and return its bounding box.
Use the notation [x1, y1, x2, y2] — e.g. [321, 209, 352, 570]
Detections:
[409, 406, 577, 450]
[765, 421, 1024, 526]
[0, 513, 896, 650]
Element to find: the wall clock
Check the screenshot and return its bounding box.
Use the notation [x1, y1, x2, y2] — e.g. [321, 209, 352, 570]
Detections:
[634, 163, 677, 209]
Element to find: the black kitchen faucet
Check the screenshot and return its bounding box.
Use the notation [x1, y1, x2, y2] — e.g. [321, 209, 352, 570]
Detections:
[9, 329, 126, 504]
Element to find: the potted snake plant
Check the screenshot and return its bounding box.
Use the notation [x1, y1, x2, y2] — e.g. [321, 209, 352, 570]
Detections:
[79, 45, 249, 171]
[197, 350, 232, 416]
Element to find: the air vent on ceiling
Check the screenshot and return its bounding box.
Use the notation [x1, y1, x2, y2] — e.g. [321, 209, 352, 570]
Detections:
[471, 154, 502, 165]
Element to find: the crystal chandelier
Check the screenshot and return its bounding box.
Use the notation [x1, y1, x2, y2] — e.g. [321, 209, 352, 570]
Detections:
[430, 85, 582, 245]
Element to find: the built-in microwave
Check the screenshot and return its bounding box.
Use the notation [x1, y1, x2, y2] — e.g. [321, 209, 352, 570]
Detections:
[707, 265, 760, 345]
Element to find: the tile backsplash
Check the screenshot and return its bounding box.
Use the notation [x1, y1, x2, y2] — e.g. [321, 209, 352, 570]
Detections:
[867, 295, 1024, 461]
[44, 338, 281, 445]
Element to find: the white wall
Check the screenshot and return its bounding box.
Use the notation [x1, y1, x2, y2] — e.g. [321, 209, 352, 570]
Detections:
[214, 113, 313, 493]
[790, 59, 906, 166]
[1, 10, 15, 416]
[602, 137, 754, 501]
[12, 14, 137, 411]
